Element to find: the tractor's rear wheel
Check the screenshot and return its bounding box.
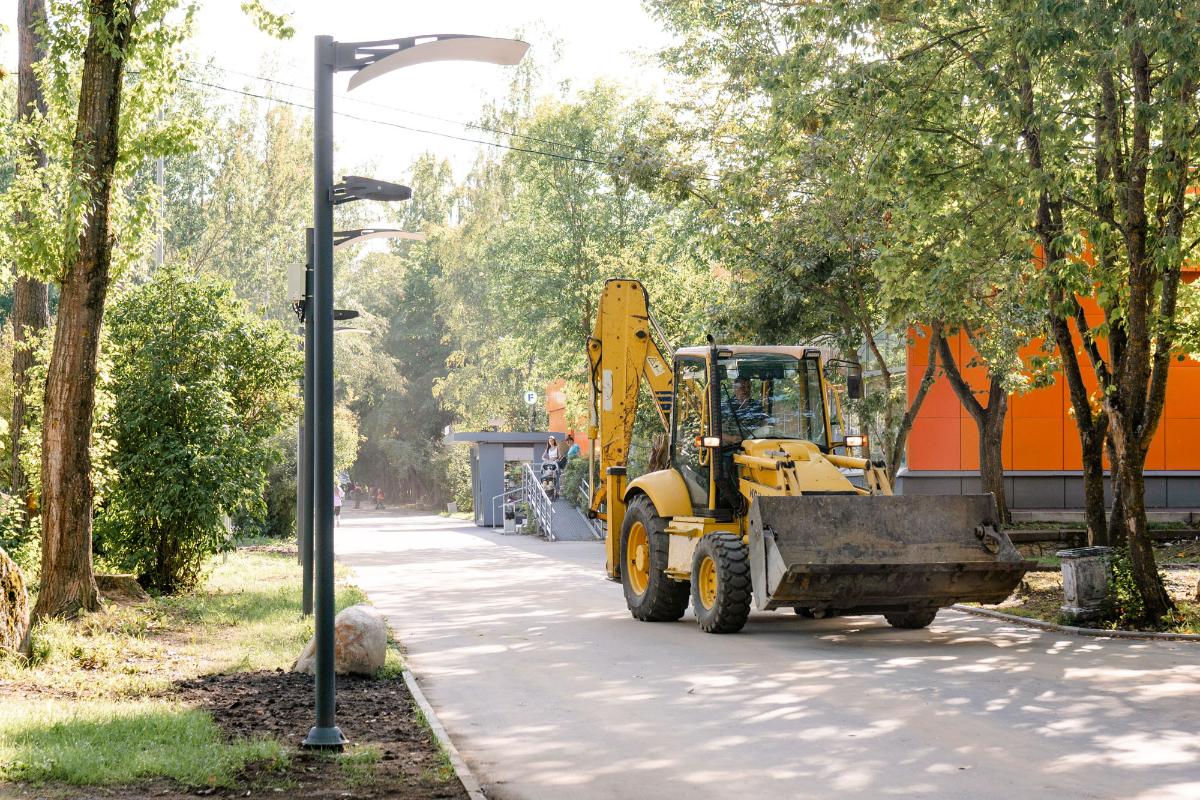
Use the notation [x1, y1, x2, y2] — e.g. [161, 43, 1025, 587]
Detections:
[620, 495, 689, 621]
[884, 609, 938, 629]
[691, 533, 752, 634]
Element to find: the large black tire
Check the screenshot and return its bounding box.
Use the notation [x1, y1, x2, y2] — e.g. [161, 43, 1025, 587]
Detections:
[690, 533, 752, 634]
[884, 609, 938, 629]
[620, 495, 689, 621]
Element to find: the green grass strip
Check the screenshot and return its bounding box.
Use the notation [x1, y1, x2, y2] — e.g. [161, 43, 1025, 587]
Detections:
[0, 699, 285, 787]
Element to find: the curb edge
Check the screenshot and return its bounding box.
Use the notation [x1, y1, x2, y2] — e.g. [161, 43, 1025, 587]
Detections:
[951, 604, 1200, 642]
[403, 669, 488, 800]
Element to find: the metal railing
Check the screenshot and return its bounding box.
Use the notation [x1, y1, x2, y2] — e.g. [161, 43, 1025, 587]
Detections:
[490, 486, 524, 535]
[522, 462, 555, 541]
[577, 473, 604, 541]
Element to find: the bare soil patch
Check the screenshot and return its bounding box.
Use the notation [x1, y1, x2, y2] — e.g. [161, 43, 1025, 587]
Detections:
[976, 566, 1200, 633]
[173, 669, 464, 799]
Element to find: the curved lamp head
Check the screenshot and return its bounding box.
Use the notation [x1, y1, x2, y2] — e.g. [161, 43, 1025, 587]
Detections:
[333, 228, 427, 250]
[347, 35, 529, 91]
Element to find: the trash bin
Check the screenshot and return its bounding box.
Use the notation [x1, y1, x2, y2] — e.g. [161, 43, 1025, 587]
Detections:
[503, 503, 516, 534]
[1056, 546, 1112, 622]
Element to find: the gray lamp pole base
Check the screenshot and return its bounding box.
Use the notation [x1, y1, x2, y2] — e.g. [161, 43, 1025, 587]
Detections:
[302, 725, 347, 750]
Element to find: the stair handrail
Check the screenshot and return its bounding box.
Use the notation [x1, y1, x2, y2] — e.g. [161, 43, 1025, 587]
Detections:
[522, 462, 556, 542]
[576, 473, 604, 540]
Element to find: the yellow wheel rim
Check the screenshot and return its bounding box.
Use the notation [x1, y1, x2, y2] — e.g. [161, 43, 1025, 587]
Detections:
[626, 521, 650, 596]
[697, 554, 718, 610]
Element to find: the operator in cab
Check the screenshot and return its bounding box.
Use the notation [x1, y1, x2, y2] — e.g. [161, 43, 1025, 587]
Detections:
[721, 375, 768, 443]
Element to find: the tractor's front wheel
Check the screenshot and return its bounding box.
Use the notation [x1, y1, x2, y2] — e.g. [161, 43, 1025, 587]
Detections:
[620, 495, 689, 621]
[691, 533, 752, 634]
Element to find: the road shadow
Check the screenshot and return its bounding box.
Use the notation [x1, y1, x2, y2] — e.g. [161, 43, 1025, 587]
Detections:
[337, 511, 1200, 800]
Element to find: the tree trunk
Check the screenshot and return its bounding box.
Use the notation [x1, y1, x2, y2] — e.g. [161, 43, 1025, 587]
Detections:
[1020, 52, 1115, 547]
[1047, 305, 1112, 547]
[1106, 434, 1127, 547]
[885, 325, 939, 487]
[1079, 428, 1108, 546]
[33, 0, 135, 621]
[936, 333, 1010, 524]
[977, 394, 1009, 523]
[1114, 455, 1172, 621]
[11, 0, 51, 517]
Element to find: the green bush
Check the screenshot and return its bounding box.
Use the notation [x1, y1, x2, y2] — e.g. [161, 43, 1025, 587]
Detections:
[0, 492, 35, 572]
[560, 457, 590, 511]
[263, 461, 297, 539]
[447, 446, 473, 513]
[232, 433, 296, 540]
[95, 269, 300, 593]
[1108, 546, 1147, 628]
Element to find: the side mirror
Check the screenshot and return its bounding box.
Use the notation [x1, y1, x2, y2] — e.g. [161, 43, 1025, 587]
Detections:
[847, 371, 864, 400]
[825, 359, 865, 400]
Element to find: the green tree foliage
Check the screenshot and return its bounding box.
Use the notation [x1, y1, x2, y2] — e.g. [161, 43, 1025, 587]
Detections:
[816, 0, 1196, 622]
[164, 91, 311, 322]
[0, 0, 199, 286]
[631, 2, 999, 488]
[436, 81, 723, 457]
[97, 269, 299, 593]
[647, 0, 1199, 624]
[336, 155, 454, 505]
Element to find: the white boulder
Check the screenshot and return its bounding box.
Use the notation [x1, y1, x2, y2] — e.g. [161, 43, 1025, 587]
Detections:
[293, 604, 387, 676]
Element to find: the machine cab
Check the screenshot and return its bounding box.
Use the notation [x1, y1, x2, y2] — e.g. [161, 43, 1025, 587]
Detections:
[670, 347, 833, 515]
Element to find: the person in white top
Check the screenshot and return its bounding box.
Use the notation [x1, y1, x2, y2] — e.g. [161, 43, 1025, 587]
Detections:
[333, 481, 345, 526]
[542, 437, 562, 494]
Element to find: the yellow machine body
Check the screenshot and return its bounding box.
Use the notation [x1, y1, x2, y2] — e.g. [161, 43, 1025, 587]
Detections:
[586, 278, 1030, 630]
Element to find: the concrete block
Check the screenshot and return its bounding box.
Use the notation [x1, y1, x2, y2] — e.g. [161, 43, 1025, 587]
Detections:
[1143, 477, 1167, 509]
[896, 476, 963, 496]
[1064, 476, 1114, 508]
[1012, 476, 1066, 509]
[1165, 477, 1200, 508]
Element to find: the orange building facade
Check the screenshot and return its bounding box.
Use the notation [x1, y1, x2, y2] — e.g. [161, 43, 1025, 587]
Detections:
[545, 379, 591, 456]
[900, 278, 1200, 508]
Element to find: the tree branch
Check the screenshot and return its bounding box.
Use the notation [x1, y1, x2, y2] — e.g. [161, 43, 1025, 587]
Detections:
[937, 329, 985, 423]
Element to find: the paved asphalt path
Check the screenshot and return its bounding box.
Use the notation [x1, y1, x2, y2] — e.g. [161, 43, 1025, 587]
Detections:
[336, 508, 1200, 800]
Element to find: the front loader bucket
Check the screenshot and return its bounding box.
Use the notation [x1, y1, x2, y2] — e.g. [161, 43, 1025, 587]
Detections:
[746, 495, 1031, 613]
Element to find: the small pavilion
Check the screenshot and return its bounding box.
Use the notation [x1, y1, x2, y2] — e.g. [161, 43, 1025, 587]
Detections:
[447, 431, 565, 527]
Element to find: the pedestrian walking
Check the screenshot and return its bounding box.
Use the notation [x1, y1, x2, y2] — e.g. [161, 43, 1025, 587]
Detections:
[333, 481, 344, 526]
[564, 434, 580, 466]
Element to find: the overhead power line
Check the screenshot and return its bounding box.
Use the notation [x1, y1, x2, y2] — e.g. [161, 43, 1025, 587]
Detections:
[180, 76, 616, 168]
[173, 71, 717, 183]
[207, 65, 616, 160]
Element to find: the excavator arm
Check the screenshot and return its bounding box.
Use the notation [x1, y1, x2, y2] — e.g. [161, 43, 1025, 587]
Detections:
[586, 280, 673, 570]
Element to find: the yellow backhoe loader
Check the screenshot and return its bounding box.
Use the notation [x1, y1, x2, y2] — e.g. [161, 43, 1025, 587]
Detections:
[586, 278, 1030, 633]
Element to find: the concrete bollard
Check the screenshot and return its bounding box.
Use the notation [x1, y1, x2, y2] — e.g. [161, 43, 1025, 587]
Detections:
[1056, 546, 1112, 622]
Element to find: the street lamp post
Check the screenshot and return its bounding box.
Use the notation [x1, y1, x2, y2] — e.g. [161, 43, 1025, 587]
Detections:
[304, 32, 527, 751]
[297, 227, 425, 618]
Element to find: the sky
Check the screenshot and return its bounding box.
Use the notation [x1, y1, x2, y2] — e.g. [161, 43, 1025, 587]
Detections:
[0, 1, 677, 181]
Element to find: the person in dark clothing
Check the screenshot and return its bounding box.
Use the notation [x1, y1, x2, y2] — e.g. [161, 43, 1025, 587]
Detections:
[722, 376, 767, 441]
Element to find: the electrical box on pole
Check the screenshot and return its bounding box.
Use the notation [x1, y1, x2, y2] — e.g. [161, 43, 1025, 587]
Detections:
[287, 262, 306, 303]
